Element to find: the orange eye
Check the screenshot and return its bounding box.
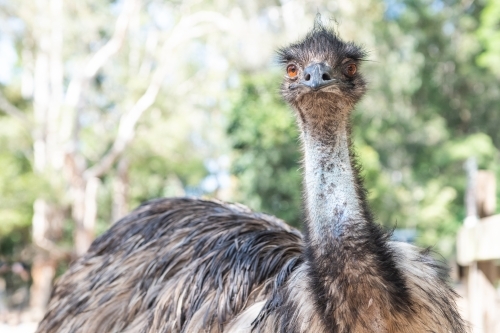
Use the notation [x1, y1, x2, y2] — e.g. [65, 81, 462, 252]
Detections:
[345, 64, 357, 76]
[287, 64, 298, 78]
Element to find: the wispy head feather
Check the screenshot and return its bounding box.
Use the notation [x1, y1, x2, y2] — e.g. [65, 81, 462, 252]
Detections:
[277, 16, 366, 66]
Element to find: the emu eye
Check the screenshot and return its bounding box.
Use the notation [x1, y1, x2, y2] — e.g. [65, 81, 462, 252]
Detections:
[345, 64, 357, 77]
[287, 64, 298, 78]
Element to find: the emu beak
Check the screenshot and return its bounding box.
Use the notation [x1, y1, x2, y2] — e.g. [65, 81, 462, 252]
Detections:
[300, 63, 336, 91]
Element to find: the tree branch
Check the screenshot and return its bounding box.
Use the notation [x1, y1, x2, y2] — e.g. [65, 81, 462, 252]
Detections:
[84, 12, 230, 179]
[83, 55, 167, 179]
[65, 0, 139, 107]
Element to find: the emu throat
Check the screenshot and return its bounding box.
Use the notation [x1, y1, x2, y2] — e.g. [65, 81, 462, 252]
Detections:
[302, 117, 365, 241]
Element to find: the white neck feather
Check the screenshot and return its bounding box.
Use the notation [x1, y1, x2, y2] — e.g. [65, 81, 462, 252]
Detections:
[302, 127, 363, 240]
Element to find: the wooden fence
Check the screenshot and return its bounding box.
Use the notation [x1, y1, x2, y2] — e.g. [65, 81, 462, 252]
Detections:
[456, 159, 499, 333]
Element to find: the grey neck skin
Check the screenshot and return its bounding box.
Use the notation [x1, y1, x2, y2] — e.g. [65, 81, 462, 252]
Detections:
[300, 115, 367, 243]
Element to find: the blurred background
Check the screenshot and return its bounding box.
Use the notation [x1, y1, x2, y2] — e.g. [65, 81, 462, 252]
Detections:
[0, 0, 499, 332]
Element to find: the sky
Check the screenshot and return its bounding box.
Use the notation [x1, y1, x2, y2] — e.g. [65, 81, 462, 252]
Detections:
[0, 36, 17, 84]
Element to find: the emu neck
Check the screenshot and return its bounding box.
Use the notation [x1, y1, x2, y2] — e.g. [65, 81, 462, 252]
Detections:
[298, 104, 410, 331]
[302, 120, 368, 241]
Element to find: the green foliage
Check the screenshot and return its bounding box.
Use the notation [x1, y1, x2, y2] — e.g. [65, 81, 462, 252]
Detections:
[226, 0, 500, 258]
[227, 72, 303, 227]
[126, 104, 211, 206]
[354, 0, 500, 256]
[0, 117, 40, 256]
[477, 0, 500, 76]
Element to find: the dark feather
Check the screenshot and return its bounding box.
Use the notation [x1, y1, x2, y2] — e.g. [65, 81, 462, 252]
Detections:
[37, 198, 303, 333]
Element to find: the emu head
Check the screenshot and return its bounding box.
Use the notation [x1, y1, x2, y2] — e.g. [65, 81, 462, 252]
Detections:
[278, 20, 367, 130]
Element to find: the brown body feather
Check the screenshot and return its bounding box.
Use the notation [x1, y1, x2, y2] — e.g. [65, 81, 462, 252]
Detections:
[37, 198, 302, 333]
[36, 198, 466, 333]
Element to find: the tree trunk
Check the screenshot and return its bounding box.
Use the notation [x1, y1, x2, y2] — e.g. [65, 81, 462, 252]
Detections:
[30, 0, 65, 314]
[29, 257, 56, 318]
[476, 171, 496, 219]
[112, 158, 130, 223]
[72, 177, 100, 256]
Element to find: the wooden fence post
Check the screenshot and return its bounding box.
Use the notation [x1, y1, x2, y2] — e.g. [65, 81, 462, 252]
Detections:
[462, 157, 498, 333]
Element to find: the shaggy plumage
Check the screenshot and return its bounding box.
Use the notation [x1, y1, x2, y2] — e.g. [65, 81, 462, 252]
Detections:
[37, 198, 302, 333]
[37, 20, 468, 333]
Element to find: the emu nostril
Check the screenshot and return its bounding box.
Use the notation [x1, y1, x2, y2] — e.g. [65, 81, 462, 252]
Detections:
[301, 63, 334, 88]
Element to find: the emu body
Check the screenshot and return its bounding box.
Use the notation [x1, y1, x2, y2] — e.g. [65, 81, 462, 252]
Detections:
[37, 198, 303, 333]
[37, 22, 467, 333]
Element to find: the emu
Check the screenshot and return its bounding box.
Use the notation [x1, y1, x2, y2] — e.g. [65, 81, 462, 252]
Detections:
[36, 22, 467, 333]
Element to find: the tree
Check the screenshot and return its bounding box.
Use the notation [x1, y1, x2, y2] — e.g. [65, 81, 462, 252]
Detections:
[226, 0, 500, 258]
[0, 0, 230, 313]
